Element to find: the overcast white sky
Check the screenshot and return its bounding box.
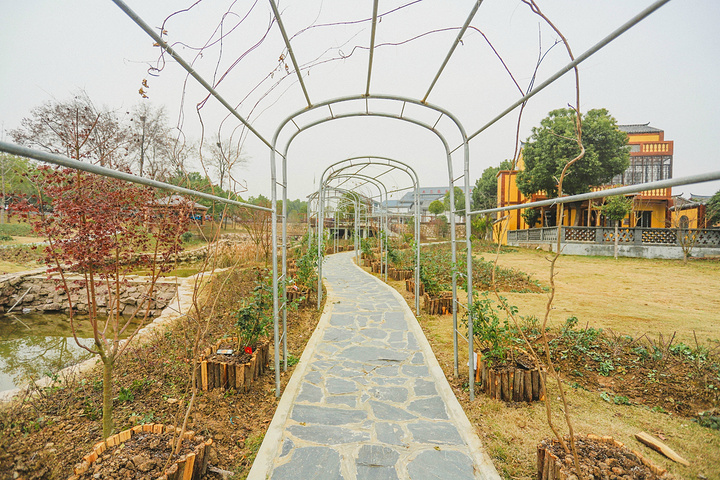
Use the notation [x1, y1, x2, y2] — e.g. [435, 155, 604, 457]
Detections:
[1, 0, 719, 200]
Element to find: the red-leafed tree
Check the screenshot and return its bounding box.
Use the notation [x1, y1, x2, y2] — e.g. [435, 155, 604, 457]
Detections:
[18, 166, 190, 438]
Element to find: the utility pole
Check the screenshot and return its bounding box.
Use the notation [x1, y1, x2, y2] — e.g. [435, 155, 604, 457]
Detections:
[139, 115, 146, 177]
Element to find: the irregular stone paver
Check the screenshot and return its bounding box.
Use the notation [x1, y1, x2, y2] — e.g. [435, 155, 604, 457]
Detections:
[249, 251, 500, 480]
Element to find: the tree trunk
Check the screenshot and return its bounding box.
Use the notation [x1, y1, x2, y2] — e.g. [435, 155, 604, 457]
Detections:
[614, 223, 619, 260]
[102, 357, 114, 439]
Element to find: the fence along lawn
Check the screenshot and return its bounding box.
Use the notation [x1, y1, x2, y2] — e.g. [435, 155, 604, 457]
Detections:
[482, 247, 720, 344]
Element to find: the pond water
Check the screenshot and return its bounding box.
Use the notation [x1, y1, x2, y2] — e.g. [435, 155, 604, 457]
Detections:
[0, 313, 140, 393]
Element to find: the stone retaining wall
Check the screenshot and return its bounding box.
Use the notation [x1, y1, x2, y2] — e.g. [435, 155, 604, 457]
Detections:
[0, 270, 177, 317]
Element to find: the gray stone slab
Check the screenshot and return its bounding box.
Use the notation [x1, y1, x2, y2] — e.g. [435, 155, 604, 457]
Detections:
[406, 332, 419, 350]
[382, 312, 407, 330]
[356, 465, 399, 480]
[297, 382, 323, 403]
[372, 365, 400, 376]
[368, 386, 408, 403]
[369, 401, 417, 421]
[401, 365, 429, 377]
[328, 365, 365, 378]
[271, 446, 342, 480]
[410, 352, 425, 364]
[407, 397, 448, 419]
[360, 327, 389, 340]
[388, 331, 405, 343]
[357, 445, 399, 466]
[329, 314, 355, 327]
[406, 421, 464, 445]
[326, 377, 358, 394]
[291, 404, 367, 425]
[375, 423, 406, 446]
[372, 377, 407, 386]
[317, 343, 340, 355]
[323, 327, 355, 342]
[338, 346, 408, 364]
[326, 396, 357, 408]
[413, 379, 437, 396]
[287, 424, 371, 445]
[311, 360, 334, 371]
[280, 438, 294, 457]
[355, 445, 401, 480]
[304, 371, 324, 385]
[406, 449, 475, 480]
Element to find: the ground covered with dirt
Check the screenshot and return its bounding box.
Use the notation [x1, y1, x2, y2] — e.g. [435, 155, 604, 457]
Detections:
[0, 266, 323, 479]
[545, 319, 720, 416]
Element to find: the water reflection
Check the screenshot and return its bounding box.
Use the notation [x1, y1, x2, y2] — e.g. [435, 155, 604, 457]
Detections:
[0, 313, 140, 392]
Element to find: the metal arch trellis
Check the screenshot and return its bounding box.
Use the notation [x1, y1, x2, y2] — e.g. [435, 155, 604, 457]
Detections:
[306, 187, 369, 264]
[321, 172, 390, 285]
[107, 0, 675, 401]
[270, 96, 473, 397]
[0, 0, 678, 403]
[318, 156, 422, 314]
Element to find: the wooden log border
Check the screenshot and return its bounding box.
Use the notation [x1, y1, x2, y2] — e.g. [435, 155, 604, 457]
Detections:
[405, 279, 425, 296]
[536, 434, 667, 480]
[475, 359, 545, 402]
[286, 287, 309, 305]
[387, 268, 414, 281]
[422, 292, 453, 315]
[194, 337, 270, 393]
[70, 424, 213, 480]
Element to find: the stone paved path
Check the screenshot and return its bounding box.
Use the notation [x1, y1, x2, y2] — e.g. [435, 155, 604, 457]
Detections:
[248, 251, 500, 480]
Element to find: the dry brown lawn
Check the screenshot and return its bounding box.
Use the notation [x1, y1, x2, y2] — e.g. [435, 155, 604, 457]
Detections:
[479, 247, 720, 344]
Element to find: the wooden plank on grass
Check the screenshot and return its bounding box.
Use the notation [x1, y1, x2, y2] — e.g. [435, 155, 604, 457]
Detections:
[635, 431, 689, 466]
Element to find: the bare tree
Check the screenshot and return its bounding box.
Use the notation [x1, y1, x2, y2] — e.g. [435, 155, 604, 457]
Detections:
[206, 135, 247, 191]
[10, 91, 130, 169]
[128, 103, 175, 180]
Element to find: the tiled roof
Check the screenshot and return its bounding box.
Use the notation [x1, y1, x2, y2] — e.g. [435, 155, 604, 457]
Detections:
[618, 123, 663, 134]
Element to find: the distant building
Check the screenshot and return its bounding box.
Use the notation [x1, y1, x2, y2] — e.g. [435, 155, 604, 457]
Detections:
[670, 194, 714, 229]
[495, 123, 675, 244]
[613, 124, 673, 186]
[387, 186, 467, 221]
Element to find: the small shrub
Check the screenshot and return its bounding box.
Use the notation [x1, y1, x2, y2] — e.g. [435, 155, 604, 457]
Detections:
[235, 272, 273, 349]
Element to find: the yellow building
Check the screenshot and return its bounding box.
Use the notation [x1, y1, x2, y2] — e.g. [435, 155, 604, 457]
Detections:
[495, 124, 674, 243]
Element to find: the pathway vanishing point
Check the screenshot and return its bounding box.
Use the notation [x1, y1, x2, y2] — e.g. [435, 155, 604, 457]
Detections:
[248, 251, 500, 480]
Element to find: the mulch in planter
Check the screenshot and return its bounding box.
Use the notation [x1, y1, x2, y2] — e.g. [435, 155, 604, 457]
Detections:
[71, 423, 212, 480]
[538, 434, 665, 480]
[195, 338, 270, 393]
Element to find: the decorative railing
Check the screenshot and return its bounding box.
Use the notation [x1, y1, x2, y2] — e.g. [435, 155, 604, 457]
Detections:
[507, 227, 720, 248]
[640, 141, 672, 154]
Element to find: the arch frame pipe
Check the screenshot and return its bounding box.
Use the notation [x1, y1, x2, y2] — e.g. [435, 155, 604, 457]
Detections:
[270, 94, 473, 398]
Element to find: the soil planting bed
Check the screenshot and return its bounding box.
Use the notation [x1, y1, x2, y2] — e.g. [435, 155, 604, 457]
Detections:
[73, 425, 211, 480]
[538, 435, 665, 480]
